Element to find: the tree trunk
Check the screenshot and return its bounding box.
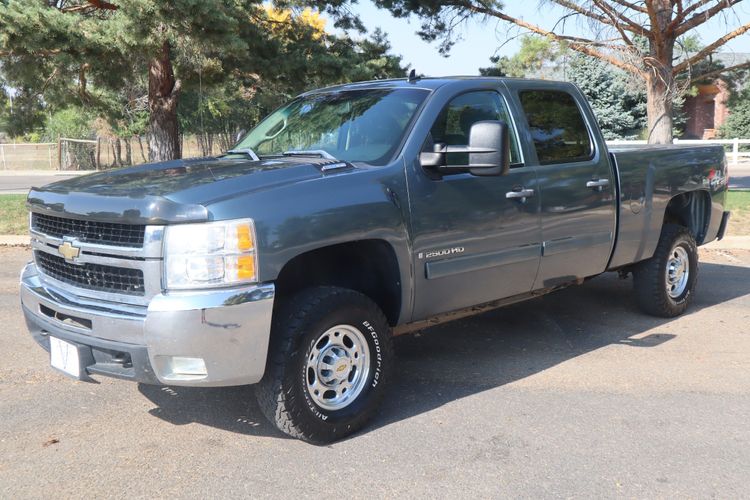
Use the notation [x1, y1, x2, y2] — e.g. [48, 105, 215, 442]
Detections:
[645, 2, 675, 145]
[124, 138, 132, 166]
[136, 135, 147, 163]
[148, 41, 181, 162]
[114, 138, 122, 167]
[646, 73, 674, 144]
[198, 133, 208, 157]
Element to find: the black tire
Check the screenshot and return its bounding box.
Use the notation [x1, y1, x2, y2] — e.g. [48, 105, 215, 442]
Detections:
[633, 224, 698, 317]
[255, 286, 394, 444]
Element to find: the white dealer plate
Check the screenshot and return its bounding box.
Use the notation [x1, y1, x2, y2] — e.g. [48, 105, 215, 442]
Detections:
[50, 337, 80, 378]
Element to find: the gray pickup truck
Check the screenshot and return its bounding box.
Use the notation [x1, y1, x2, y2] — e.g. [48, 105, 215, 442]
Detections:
[21, 77, 730, 443]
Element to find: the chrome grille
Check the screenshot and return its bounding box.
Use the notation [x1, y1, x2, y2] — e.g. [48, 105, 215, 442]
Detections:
[34, 251, 146, 296]
[32, 213, 145, 248]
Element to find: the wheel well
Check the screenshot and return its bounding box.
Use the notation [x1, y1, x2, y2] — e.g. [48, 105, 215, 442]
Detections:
[662, 190, 711, 244]
[273, 240, 402, 326]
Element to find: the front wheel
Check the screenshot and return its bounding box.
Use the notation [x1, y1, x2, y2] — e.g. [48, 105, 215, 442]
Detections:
[633, 224, 698, 317]
[255, 286, 394, 444]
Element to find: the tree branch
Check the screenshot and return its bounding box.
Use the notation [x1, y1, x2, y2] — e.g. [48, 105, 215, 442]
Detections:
[609, 0, 648, 14]
[39, 68, 60, 95]
[680, 0, 717, 19]
[547, 0, 612, 24]
[59, 0, 117, 13]
[673, 21, 750, 73]
[688, 60, 750, 82]
[675, 0, 743, 36]
[461, 2, 645, 76]
[548, 0, 649, 35]
[594, 0, 651, 33]
[78, 63, 91, 103]
[592, 0, 636, 47]
[0, 49, 63, 57]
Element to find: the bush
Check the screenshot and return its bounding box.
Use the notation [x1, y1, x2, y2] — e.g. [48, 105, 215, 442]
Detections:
[720, 90, 750, 139]
[43, 107, 95, 141]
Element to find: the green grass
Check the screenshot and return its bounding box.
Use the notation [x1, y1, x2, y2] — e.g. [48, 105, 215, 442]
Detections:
[727, 191, 750, 236]
[0, 195, 28, 235]
[727, 191, 750, 212]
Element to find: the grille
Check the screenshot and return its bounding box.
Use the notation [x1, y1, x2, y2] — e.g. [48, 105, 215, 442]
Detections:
[35, 251, 145, 296]
[32, 213, 145, 248]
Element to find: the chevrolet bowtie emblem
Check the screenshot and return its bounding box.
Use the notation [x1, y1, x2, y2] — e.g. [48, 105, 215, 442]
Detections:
[58, 241, 81, 262]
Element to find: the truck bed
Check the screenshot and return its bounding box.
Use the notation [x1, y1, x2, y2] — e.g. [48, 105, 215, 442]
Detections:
[607, 144, 728, 269]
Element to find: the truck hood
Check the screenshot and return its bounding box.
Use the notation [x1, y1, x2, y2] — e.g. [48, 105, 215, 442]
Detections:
[27, 156, 353, 224]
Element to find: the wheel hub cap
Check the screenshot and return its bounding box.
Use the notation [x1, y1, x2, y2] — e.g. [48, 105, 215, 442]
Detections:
[306, 324, 370, 411]
[666, 245, 690, 299]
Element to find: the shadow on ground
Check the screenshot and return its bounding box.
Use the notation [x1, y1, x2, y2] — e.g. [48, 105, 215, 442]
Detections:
[138, 261, 750, 440]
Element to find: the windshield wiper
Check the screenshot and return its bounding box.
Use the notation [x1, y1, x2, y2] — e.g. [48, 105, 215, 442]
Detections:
[282, 150, 338, 161]
[224, 148, 260, 161]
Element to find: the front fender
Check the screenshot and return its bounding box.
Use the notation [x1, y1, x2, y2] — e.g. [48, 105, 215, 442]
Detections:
[206, 164, 414, 323]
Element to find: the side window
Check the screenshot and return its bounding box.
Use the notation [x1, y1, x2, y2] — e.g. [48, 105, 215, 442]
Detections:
[425, 91, 521, 165]
[519, 90, 593, 165]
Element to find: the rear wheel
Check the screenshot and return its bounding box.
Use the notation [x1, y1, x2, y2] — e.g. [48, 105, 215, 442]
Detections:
[255, 286, 394, 444]
[633, 224, 698, 317]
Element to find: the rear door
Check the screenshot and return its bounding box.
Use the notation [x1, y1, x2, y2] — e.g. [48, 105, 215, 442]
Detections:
[507, 82, 617, 288]
[405, 85, 542, 321]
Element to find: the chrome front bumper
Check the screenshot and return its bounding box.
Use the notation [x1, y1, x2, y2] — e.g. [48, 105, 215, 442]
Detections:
[20, 262, 275, 387]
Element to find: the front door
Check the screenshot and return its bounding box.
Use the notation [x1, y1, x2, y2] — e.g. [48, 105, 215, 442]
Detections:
[406, 89, 542, 321]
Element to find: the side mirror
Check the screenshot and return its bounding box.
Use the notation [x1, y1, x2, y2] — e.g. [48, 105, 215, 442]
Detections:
[467, 120, 510, 177]
[419, 120, 511, 176]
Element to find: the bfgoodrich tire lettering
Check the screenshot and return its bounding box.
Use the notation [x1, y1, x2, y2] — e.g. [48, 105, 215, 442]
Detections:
[633, 224, 698, 317]
[255, 286, 394, 444]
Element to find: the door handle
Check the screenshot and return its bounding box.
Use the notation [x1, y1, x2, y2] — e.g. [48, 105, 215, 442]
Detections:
[586, 179, 610, 191]
[506, 188, 535, 202]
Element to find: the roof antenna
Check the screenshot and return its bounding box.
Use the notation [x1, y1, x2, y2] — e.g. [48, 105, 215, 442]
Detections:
[408, 69, 419, 83]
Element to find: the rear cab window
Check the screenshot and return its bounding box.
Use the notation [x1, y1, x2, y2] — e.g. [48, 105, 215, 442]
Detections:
[518, 90, 593, 165]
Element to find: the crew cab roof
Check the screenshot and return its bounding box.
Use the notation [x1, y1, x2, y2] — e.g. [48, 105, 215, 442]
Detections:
[300, 76, 577, 96]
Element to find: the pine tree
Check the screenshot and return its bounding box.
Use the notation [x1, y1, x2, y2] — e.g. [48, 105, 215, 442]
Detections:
[0, 1, 407, 158]
[567, 55, 647, 140]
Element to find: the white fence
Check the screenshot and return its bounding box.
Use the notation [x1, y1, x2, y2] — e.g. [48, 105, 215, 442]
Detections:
[607, 138, 750, 166]
[0, 136, 223, 170]
[0, 142, 57, 170]
[0, 139, 99, 170]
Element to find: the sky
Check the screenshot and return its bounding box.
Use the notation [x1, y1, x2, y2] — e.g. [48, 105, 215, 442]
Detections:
[347, 1, 750, 76]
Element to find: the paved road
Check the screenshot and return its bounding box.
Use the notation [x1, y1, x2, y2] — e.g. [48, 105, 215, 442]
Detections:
[730, 164, 750, 190]
[2, 247, 750, 498]
[0, 172, 86, 194]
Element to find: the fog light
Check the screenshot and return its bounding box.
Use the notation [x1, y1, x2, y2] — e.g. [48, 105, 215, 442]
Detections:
[170, 356, 207, 376]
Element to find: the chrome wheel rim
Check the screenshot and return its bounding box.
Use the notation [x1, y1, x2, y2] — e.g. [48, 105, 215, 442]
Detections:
[666, 245, 690, 299]
[305, 324, 370, 411]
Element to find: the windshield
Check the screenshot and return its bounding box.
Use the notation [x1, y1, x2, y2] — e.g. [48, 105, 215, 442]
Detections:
[234, 88, 430, 166]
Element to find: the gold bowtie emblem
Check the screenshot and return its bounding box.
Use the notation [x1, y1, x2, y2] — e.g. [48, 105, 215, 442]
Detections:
[58, 241, 81, 262]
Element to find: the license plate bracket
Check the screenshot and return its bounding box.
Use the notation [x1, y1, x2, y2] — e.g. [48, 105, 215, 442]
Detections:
[49, 336, 93, 380]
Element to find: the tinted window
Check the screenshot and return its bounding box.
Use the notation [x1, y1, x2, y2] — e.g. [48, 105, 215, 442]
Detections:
[519, 90, 593, 165]
[425, 91, 521, 165]
[235, 88, 429, 166]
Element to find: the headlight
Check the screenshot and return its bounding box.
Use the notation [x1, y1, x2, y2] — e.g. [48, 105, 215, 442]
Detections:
[164, 219, 257, 290]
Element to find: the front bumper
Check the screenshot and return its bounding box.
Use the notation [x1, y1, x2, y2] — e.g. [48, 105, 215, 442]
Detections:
[20, 262, 275, 387]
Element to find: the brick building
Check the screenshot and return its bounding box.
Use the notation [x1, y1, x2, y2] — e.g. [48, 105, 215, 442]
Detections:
[682, 53, 750, 140]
